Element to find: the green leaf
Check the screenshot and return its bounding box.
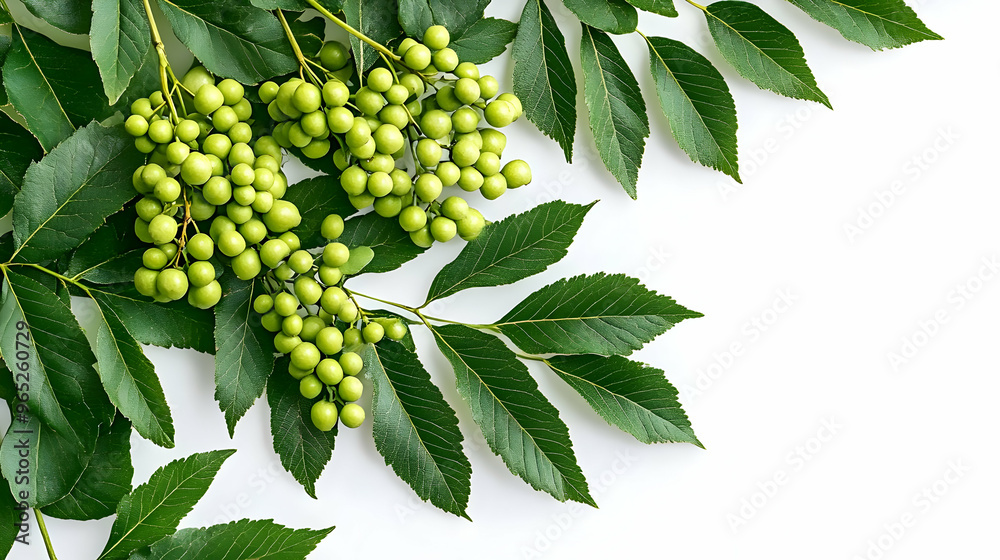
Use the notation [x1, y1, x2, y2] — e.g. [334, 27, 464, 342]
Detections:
[157, 0, 298, 84]
[426, 200, 595, 303]
[343, 0, 401, 74]
[495, 273, 702, 356]
[90, 290, 175, 448]
[339, 212, 426, 274]
[0, 481, 18, 556]
[448, 18, 518, 64]
[65, 209, 147, 283]
[512, 0, 577, 162]
[214, 273, 273, 436]
[89, 286, 216, 354]
[283, 175, 354, 251]
[42, 414, 135, 520]
[645, 35, 740, 181]
[0, 33, 11, 104]
[786, 0, 942, 50]
[267, 357, 336, 499]
[289, 14, 326, 57]
[0, 112, 43, 218]
[3, 26, 116, 151]
[0, 268, 112, 506]
[11, 121, 144, 264]
[397, 0, 490, 39]
[339, 245, 374, 275]
[249, 0, 344, 11]
[362, 341, 472, 518]
[625, 0, 677, 17]
[0, 10, 12, 25]
[135, 519, 333, 560]
[20, 0, 92, 34]
[580, 25, 648, 198]
[99, 450, 235, 560]
[91, 0, 153, 103]
[546, 355, 700, 445]
[433, 325, 594, 505]
[703, 1, 831, 107]
[562, 0, 637, 34]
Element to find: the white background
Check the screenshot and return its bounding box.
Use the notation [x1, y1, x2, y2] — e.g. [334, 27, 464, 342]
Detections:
[7, 1, 1000, 559]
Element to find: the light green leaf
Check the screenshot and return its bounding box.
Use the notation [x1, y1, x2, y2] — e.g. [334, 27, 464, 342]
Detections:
[343, 0, 401, 74]
[20, 0, 92, 34]
[338, 212, 426, 274]
[42, 414, 135, 520]
[91, 0, 152, 103]
[546, 354, 700, 445]
[580, 25, 648, 198]
[89, 286, 216, 355]
[448, 18, 517, 64]
[283, 175, 354, 251]
[267, 357, 337, 500]
[0, 112, 43, 218]
[2, 26, 117, 151]
[362, 341, 471, 518]
[397, 0, 490, 39]
[434, 325, 594, 505]
[786, 0, 942, 50]
[339, 245, 374, 276]
[562, 0, 637, 34]
[214, 273, 273, 435]
[646, 35, 740, 181]
[426, 200, 595, 303]
[11, 122, 143, 264]
[99, 450, 236, 560]
[157, 0, 298, 84]
[626, 0, 677, 17]
[704, 1, 831, 107]
[135, 519, 333, 560]
[495, 273, 702, 356]
[90, 290, 175, 448]
[512, 0, 577, 162]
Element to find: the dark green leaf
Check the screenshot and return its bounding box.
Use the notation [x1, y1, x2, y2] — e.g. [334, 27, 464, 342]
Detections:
[562, 0, 637, 34]
[42, 414, 135, 520]
[89, 286, 216, 354]
[99, 450, 235, 560]
[495, 273, 702, 356]
[787, 0, 942, 50]
[64, 208, 144, 279]
[0, 10, 12, 25]
[214, 273, 273, 436]
[645, 35, 740, 181]
[625, 0, 677, 17]
[343, 0, 401, 74]
[0, 112, 43, 217]
[80, 250, 145, 285]
[289, 14, 326, 57]
[580, 25, 648, 198]
[91, 0, 153, 103]
[362, 341, 471, 518]
[287, 145, 343, 175]
[11, 122, 143, 263]
[512, 0, 577, 161]
[703, 1, 831, 107]
[3, 26, 116, 151]
[397, 0, 490, 39]
[137, 519, 333, 560]
[90, 290, 175, 448]
[433, 325, 594, 505]
[20, 0, 92, 34]
[426, 200, 595, 303]
[0, 413, 88, 508]
[0, 268, 112, 506]
[339, 212, 425, 274]
[0, 33, 11, 104]
[448, 18, 518, 64]
[283, 175, 354, 251]
[249, 0, 343, 10]
[0, 480, 18, 556]
[546, 355, 700, 445]
[267, 357, 336, 499]
[157, 0, 298, 84]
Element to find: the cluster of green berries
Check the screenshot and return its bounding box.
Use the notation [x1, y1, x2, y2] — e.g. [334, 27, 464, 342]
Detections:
[126, 66, 301, 308]
[261, 25, 531, 247]
[253, 213, 408, 432]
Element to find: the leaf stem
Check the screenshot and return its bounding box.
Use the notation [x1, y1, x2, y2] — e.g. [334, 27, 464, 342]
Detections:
[516, 352, 546, 363]
[346, 290, 499, 331]
[277, 10, 325, 86]
[684, 0, 708, 11]
[5, 262, 94, 298]
[35, 509, 59, 560]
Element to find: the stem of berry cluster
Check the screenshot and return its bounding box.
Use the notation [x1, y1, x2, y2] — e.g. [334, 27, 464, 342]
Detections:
[142, 0, 181, 123]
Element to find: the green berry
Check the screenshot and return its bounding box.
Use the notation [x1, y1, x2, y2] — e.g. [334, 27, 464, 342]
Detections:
[294, 276, 323, 305]
[339, 403, 365, 428]
[148, 214, 178, 245]
[263, 200, 302, 233]
[311, 401, 338, 432]
[217, 230, 246, 257]
[316, 326, 344, 355]
[287, 249, 314, 274]
[320, 42, 350, 70]
[340, 352, 364, 376]
[316, 358, 344, 385]
[254, 294, 274, 314]
[362, 322, 384, 343]
[194, 84, 225, 115]
[188, 280, 222, 309]
[181, 152, 213, 186]
[424, 25, 450, 50]
[322, 243, 351, 267]
[403, 43, 432, 70]
[385, 320, 408, 341]
[156, 268, 189, 301]
[299, 375, 323, 399]
[398, 205, 427, 232]
[291, 342, 322, 371]
[187, 260, 216, 287]
[414, 173, 443, 202]
[232, 248, 262, 280]
[409, 225, 434, 248]
[274, 332, 302, 354]
[430, 216, 457, 242]
[431, 47, 458, 72]
[125, 115, 149, 137]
